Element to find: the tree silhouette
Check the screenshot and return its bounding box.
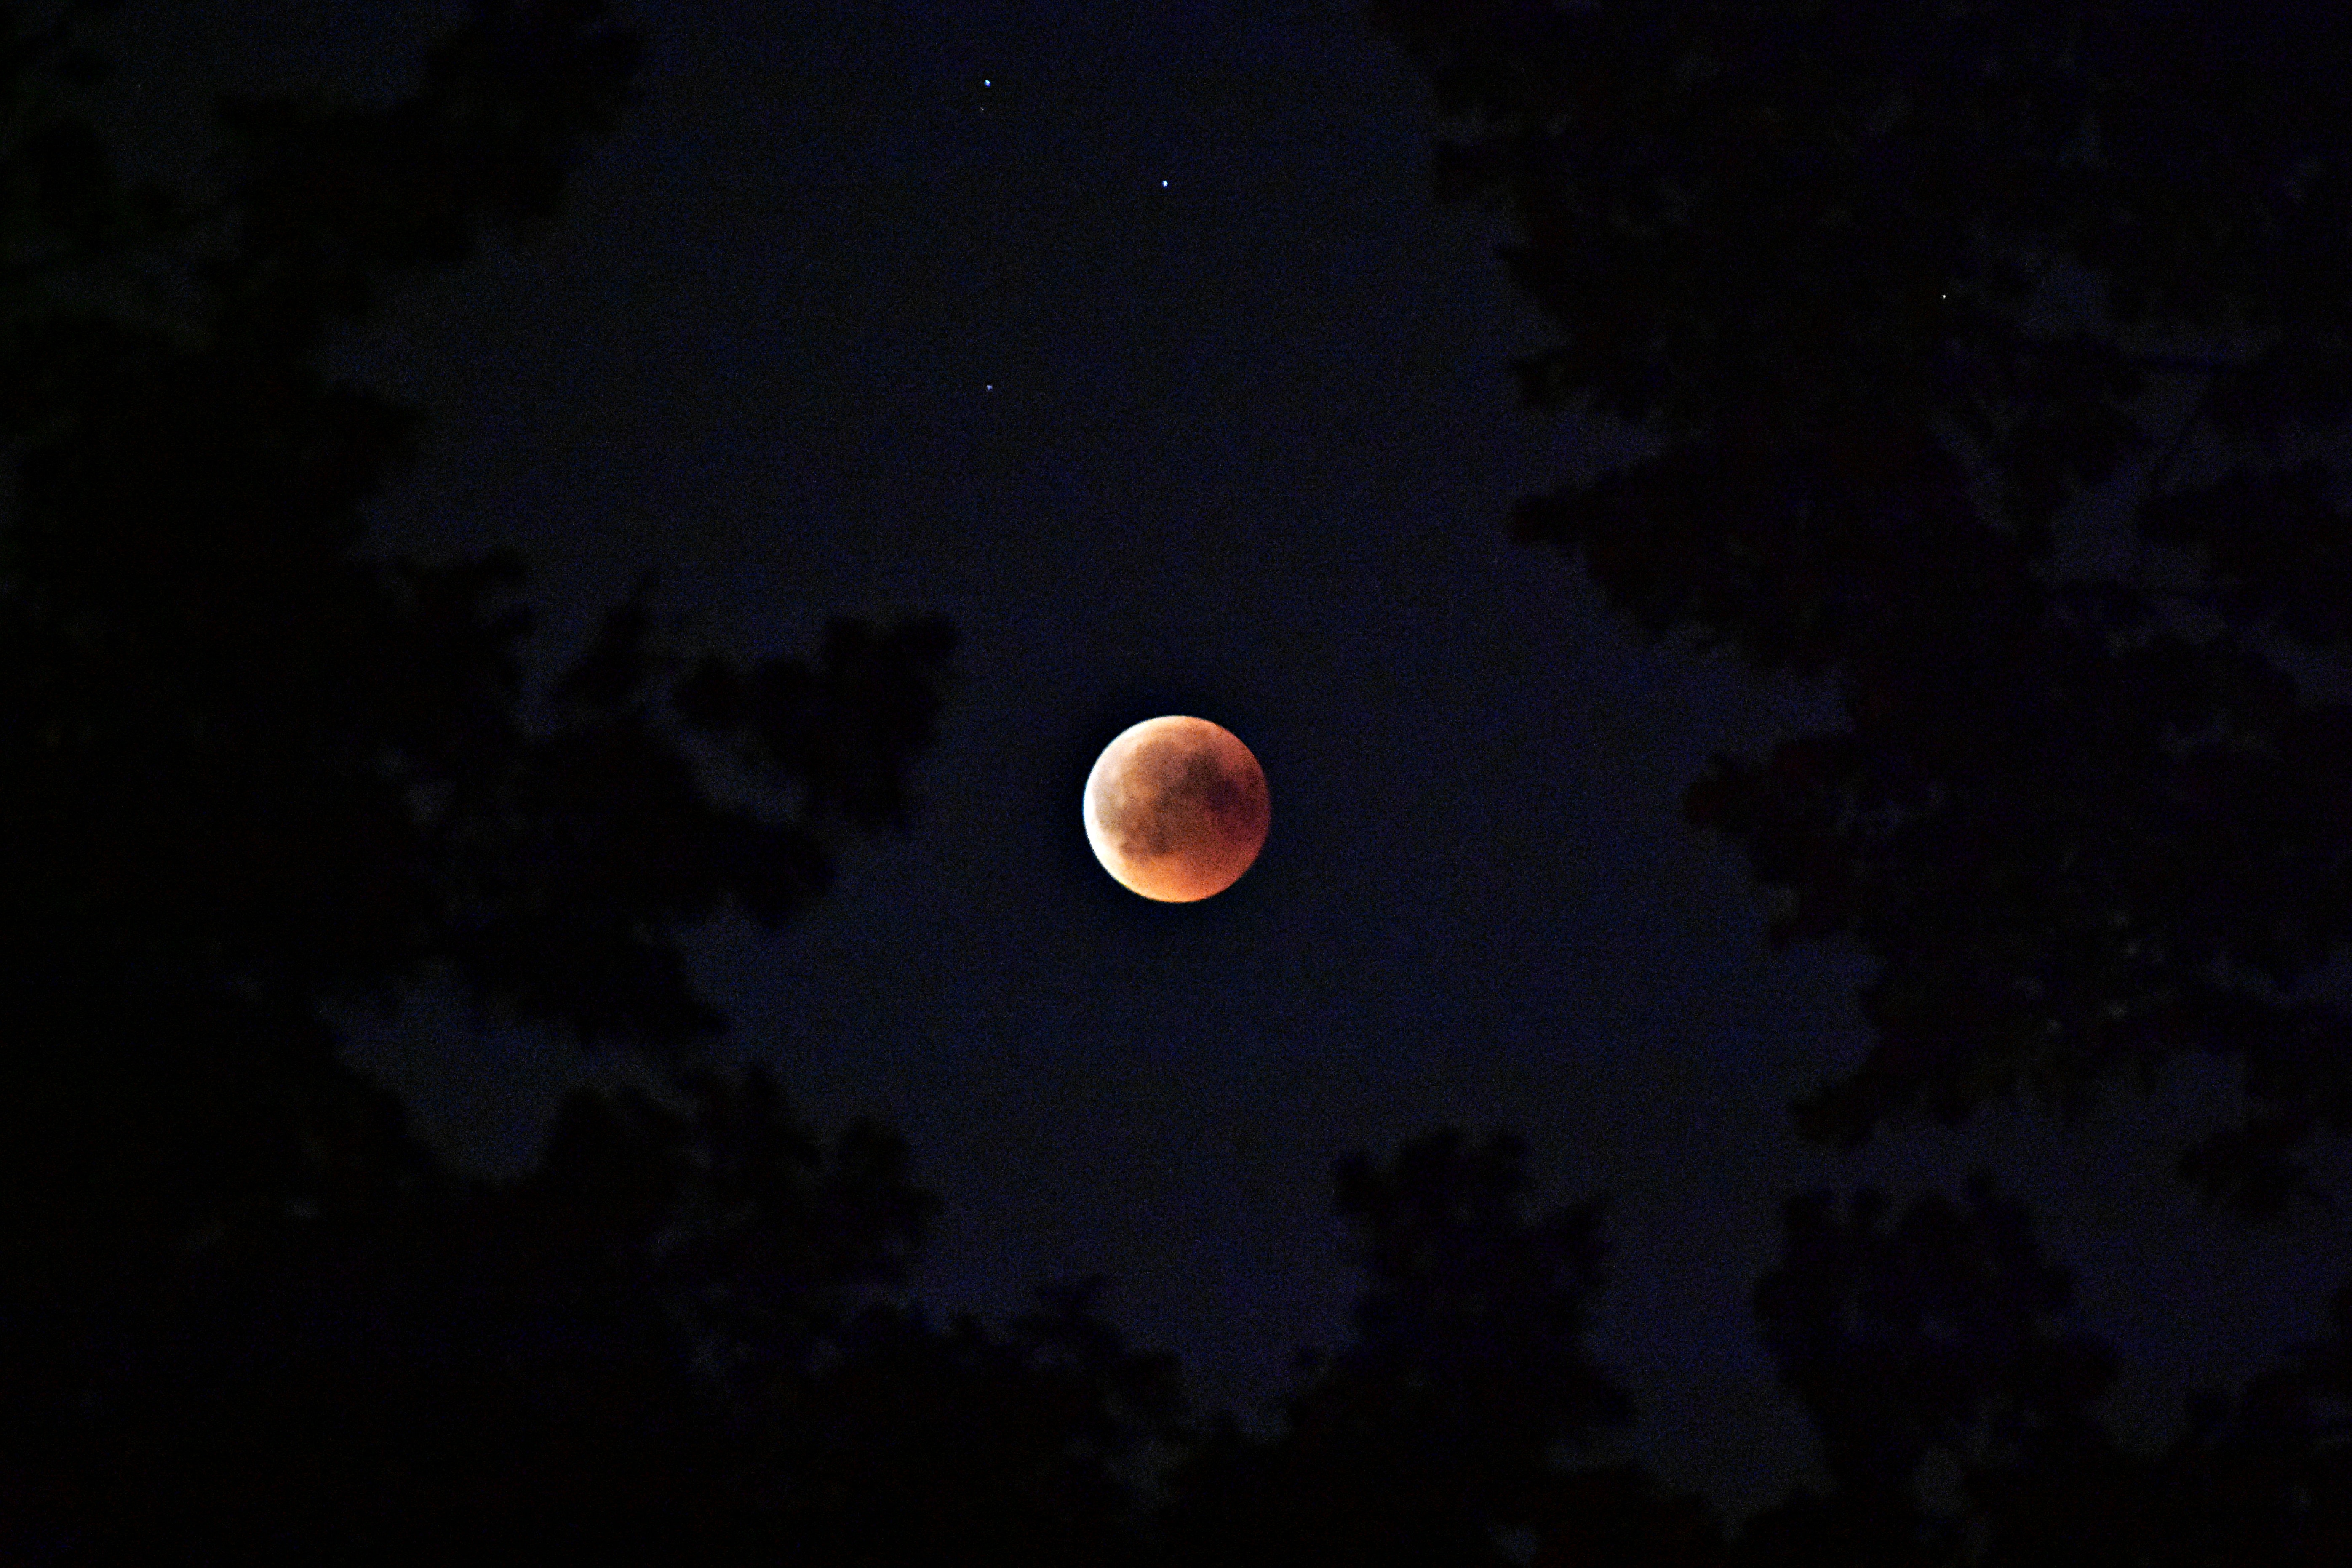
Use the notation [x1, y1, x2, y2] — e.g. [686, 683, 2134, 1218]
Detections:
[1360, 3, 2352, 1560]
[761, 1279, 1190, 1566]
[1155, 1128, 1652, 1567]
[0, 2, 971, 1555]
[1753, 1169, 2116, 1508]
[15, 1058, 954, 1557]
[1741, 1168, 2115, 1560]
[1732, 1170, 2352, 1566]
[1367, 0, 2352, 1218]
[0, 0, 954, 1259]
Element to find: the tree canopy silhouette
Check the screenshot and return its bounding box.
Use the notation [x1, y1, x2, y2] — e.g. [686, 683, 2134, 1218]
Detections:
[0, 2, 963, 1553]
[1155, 1128, 1646, 1567]
[1369, 0, 2352, 1219]
[0, 0, 955, 1267]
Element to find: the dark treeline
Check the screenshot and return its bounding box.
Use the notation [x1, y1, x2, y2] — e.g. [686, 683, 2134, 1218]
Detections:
[2, 0, 2347, 1560]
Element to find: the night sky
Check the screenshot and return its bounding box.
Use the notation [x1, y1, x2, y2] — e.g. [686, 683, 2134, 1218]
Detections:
[82, 0, 2352, 1519]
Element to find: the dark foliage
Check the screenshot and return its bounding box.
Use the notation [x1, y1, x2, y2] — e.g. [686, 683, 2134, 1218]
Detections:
[1360, 1, 2352, 1561]
[1731, 1173, 2352, 1566]
[1368, 0, 2352, 1218]
[1155, 1129, 1647, 1567]
[1752, 1170, 2116, 1504]
[0, 1, 970, 1556]
[0, 0, 959, 1275]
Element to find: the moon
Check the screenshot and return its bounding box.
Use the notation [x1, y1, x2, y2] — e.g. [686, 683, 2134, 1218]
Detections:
[1083, 716, 1270, 902]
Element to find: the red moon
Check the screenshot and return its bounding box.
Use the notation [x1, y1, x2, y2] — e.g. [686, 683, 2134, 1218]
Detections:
[1083, 716, 1269, 901]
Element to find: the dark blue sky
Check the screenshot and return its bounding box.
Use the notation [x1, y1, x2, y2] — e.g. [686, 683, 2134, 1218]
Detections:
[87, 0, 2352, 1519]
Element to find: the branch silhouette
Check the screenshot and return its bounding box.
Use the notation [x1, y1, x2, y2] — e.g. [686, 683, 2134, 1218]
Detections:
[1371, 0, 2352, 1220]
